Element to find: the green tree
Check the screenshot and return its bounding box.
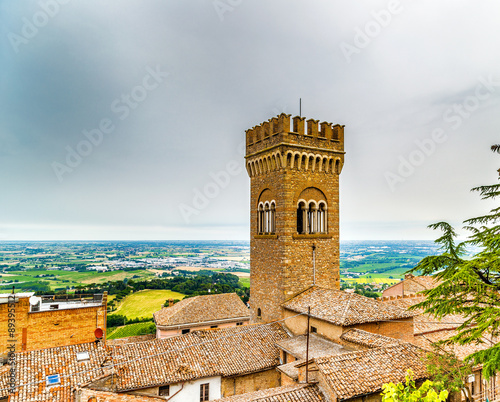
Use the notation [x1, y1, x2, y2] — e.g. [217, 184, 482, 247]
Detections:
[381, 370, 448, 402]
[411, 145, 500, 379]
[425, 344, 473, 401]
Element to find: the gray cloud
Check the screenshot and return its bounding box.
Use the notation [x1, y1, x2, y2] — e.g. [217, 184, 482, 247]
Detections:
[1, 0, 500, 240]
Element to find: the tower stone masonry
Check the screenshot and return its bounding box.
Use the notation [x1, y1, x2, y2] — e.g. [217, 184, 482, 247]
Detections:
[245, 113, 345, 323]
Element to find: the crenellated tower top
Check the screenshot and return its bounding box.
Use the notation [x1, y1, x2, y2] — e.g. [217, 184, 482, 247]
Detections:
[245, 113, 345, 177]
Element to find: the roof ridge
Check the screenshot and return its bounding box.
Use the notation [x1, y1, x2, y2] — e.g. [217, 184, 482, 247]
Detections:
[339, 291, 354, 325]
[169, 296, 198, 319]
[316, 342, 412, 364]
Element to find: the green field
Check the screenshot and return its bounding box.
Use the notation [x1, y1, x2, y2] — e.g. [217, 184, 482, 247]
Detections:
[0, 269, 155, 291]
[238, 277, 250, 287]
[343, 277, 399, 284]
[111, 289, 186, 320]
[107, 322, 156, 339]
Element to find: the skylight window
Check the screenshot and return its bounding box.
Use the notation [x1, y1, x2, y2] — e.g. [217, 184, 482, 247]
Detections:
[76, 351, 90, 362]
[46, 374, 61, 386]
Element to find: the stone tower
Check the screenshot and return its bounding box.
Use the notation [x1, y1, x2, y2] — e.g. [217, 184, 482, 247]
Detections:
[245, 113, 345, 323]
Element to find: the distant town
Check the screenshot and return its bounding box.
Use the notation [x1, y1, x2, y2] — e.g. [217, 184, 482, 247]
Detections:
[0, 240, 444, 295]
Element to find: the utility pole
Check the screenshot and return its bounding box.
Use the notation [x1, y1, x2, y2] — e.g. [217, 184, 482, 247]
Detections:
[305, 306, 310, 383]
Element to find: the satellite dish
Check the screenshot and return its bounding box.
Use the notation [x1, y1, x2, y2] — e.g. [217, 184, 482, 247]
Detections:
[94, 328, 103, 339]
[29, 296, 41, 306]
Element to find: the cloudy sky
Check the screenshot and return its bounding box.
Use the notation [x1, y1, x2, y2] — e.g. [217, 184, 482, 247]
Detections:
[1, 0, 499, 241]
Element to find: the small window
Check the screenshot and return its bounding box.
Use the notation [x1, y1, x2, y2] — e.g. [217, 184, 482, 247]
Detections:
[76, 351, 90, 362]
[210, 325, 218, 329]
[236, 322, 243, 326]
[49, 304, 59, 310]
[310, 326, 317, 333]
[182, 329, 190, 335]
[159, 385, 170, 396]
[257, 308, 262, 318]
[200, 383, 209, 401]
[46, 374, 61, 386]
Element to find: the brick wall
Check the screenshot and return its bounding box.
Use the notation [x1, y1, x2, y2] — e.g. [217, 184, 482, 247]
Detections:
[382, 281, 404, 298]
[26, 304, 107, 351]
[350, 318, 414, 343]
[283, 309, 414, 343]
[0, 294, 107, 356]
[220, 369, 281, 398]
[247, 115, 344, 323]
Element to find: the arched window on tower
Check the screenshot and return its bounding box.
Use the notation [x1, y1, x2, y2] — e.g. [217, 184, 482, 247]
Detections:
[297, 201, 306, 234]
[258, 203, 264, 234]
[296, 188, 328, 235]
[270, 202, 276, 234]
[318, 202, 327, 233]
[258, 200, 276, 234]
[264, 202, 270, 233]
[307, 202, 317, 234]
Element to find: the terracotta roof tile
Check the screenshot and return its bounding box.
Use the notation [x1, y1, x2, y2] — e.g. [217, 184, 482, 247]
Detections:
[213, 384, 324, 401]
[411, 276, 438, 290]
[383, 295, 466, 335]
[77, 388, 165, 401]
[315, 344, 428, 400]
[414, 330, 493, 361]
[276, 333, 354, 360]
[340, 329, 402, 349]
[8, 341, 110, 402]
[282, 287, 414, 326]
[154, 293, 250, 327]
[6, 323, 289, 401]
[113, 323, 289, 391]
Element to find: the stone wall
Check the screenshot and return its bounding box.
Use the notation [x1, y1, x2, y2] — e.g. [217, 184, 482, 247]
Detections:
[220, 369, 281, 398]
[246, 114, 344, 323]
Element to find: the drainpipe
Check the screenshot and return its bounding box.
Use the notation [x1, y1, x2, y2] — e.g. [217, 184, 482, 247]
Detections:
[312, 245, 316, 286]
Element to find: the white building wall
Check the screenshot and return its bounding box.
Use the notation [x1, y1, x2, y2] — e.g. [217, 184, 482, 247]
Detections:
[168, 376, 221, 402]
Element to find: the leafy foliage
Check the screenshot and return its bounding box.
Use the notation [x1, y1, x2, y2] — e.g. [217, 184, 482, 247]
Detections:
[410, 147, 500, 378]
[425, 344, 473, 401]
[381, 370, 448, 402]
[76, 271, 250, 303]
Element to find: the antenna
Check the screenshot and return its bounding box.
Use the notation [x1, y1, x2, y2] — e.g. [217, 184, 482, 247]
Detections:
[299, 98, 302, 117]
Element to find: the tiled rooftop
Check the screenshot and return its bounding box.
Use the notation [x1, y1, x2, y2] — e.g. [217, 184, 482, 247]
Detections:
[276, 359, 303, 381]
[411, 275, 438, 290]
[382, 295, 466, 335]
[413, 329, 493, 361]
[76, 388, 165, 401]
[339, 328, 402, 349]
[282, 286, 414, 326]
[153, 292, 250, 327]
[213, 384, 325, 402]
[106, 334, 155, 346]
[3, 323, 289, 401]
[5, 341, 109, 402]
[276, 333, 354, 360]
[113, 323, 288, 391]
[315, 343, 428, 400]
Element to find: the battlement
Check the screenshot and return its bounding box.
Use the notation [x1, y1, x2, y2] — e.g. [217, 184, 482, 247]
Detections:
[245, 113, 344, 152]
[378, 293, 426, 302]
